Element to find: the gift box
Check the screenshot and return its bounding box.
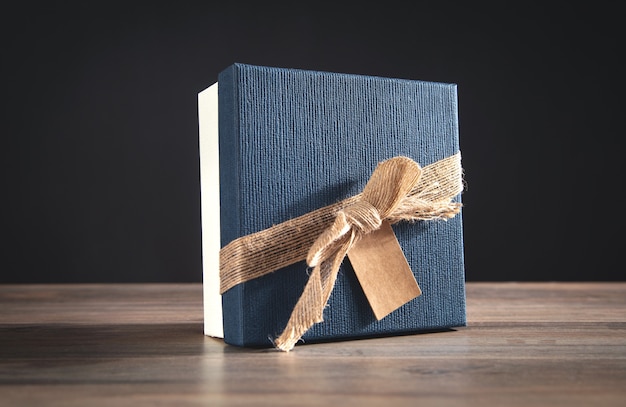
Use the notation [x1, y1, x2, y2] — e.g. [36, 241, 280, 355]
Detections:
[198, 63, 466, 350]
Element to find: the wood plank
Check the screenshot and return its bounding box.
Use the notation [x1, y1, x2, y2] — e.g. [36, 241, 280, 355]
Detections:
[0, 282, 624, 406]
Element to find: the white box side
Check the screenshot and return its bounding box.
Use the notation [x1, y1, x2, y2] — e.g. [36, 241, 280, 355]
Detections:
[198, 82, 223, 338]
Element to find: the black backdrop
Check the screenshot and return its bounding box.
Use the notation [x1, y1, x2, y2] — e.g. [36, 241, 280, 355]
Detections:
[2, 2, 623, 283]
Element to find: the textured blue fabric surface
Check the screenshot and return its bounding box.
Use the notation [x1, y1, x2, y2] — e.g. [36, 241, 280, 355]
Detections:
[218, 63, 466, 347]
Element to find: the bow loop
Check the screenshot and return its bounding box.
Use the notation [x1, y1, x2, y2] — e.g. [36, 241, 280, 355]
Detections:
[361, 156, 422, 219]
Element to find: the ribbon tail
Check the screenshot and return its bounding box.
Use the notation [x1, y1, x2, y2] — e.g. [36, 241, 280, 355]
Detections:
[273, 264, 324, 352]
[274, 234, 354, 352]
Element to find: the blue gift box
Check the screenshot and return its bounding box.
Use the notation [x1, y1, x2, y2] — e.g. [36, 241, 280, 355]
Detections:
[198, 63, 466, 348]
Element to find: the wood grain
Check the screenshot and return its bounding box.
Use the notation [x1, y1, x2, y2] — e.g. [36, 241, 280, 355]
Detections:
[1, 282, 624, 406]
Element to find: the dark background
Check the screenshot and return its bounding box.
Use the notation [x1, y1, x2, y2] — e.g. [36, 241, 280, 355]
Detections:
[2, 2, 622, 283]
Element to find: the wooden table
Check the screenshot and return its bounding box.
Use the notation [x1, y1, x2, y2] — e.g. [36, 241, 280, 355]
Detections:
[0, 282, 624, 406]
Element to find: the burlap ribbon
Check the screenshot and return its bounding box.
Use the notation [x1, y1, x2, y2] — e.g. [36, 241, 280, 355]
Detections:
[219, 152, 464, 351]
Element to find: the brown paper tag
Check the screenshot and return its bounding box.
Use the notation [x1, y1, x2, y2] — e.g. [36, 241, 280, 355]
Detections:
[347, 221, 421, 320]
